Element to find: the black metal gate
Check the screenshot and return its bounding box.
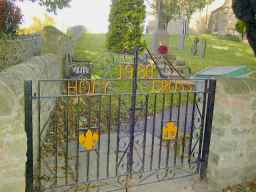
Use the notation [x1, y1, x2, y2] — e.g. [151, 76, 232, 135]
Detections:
[25, 53, 216, 192]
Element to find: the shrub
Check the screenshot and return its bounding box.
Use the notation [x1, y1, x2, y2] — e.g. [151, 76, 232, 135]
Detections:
[106, 0, 146, 53]
[235, 20, 247, 39]
[17, 14, 55, 35]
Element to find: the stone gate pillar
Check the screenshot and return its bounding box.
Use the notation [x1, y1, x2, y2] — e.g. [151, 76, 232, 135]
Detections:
[207, 79, 256, 190]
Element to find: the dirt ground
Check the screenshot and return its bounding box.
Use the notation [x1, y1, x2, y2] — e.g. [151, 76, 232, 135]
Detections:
[126, 176, 218, 192]
[223, 180, 256, 192]
[125, 177, 256, 192]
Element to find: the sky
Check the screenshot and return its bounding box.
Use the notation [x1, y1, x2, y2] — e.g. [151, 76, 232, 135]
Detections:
[18, 0, 224, 33]
[18, 0, 153, 33]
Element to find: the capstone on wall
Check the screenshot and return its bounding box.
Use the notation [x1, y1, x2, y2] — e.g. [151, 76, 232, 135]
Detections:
[0, 35, 42, 71]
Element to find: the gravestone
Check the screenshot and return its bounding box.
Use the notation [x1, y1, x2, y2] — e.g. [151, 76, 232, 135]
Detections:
[191, 38, 207, 58]
[167, 17, 188, 50]
[167, 17, 189, 36]
[191, 38, 199, 56]
[68, 58, 92, 79]
[198, 39, 207, 58]
[67, 25, 87, 41]
[178, 34, 186, 50]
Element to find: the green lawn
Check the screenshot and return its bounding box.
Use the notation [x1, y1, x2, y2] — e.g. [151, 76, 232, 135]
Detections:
[74, 33, 256, 78]
[72, 33, 256, 116]
[166, 34, 256, 73]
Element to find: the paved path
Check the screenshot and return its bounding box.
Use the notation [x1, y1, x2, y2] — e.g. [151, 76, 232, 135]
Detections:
[124, 176, 218, 192]
[41, 105, 204, 192]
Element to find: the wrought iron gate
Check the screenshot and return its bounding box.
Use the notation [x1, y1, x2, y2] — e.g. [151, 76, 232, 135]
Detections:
[25, 53, 216, 192]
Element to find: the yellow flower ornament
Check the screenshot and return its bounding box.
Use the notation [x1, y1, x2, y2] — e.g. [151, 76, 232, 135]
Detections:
[162, 121, 178, 141]
[79, 129, 100, 151]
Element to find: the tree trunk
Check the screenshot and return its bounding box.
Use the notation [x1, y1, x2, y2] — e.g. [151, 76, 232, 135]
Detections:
[151, 0, 162, 53]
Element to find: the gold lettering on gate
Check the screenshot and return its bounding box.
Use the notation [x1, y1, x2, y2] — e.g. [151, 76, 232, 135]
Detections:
[67, 80, 112, 96]
[66, 79, 194, 96]
[118, 64, 155, 80]
[151, 80, 194, 93]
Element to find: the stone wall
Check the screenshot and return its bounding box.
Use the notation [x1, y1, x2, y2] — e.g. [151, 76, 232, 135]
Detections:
[208, 79, 256, 190]
[0, 26, 73, 72]
[0, 54, 63, 192]
[167, 17, 189, 35]
[41, 26, 74, 60]
[0, 35, 42, 71]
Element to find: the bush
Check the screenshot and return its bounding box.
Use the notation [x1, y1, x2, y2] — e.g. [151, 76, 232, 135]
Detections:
[17, 14, 56, 35]
[235, 20, 247, 39]
[106, 0, 146, 53]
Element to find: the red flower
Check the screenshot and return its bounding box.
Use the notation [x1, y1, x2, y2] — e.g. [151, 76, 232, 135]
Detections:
[158, 45, 168, 55]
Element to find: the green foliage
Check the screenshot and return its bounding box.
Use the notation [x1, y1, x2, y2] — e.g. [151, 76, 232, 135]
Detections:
[1, 0, 68, 36]
[0, 31, 14, 39]
[151, 0, 181, 28]
[151, 0, 213, 28]
[232, 0, 256, 56]
[106, 0, 146, 53]
[17, 14, 56, 34]
[235, 20, 247, 39]
[27, 0, 71, 13]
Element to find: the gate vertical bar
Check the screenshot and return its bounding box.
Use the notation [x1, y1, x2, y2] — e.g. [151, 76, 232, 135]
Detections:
[115, 96, 121, 176]
[158, 94, 165, 169]
[127, 47, 139, 176]
[142, 95, 149, 171]
[188, 93, 197, 166]
[75, 97, 80, 183]
[25, 80, 33, 192]
[197, 80, 208, 172]
[150, 94, 157, 171]
[200, 79, 216, 178]
[37, 81, 41, 191]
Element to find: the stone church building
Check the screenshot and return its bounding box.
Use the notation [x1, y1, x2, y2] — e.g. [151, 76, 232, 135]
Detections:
[146, 0, 237, 36]
[208, 0, 237, 35]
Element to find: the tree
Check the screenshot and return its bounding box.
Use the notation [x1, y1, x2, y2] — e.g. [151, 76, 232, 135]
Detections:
[235, 20, 246, 39]
[0, 0, 70, 36]
[232, 0, 256, 56]
[152, 0, 180, 30]
[0, 0, 22, 35]
[17, 14, 56, 34]
[23, 0, 71, 13]
[180, 0, 210, 22]
[151, 0, 212, 30]
[107, 0, 146, 53]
